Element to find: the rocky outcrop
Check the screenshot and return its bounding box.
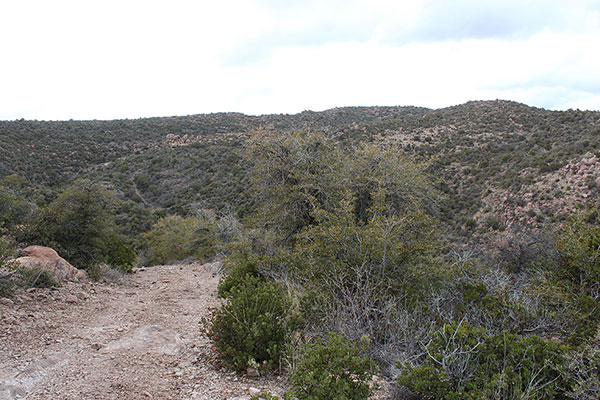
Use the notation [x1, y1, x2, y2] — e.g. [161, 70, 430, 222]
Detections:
[479, 152, 600, 231]
[16, 246, 87, 282]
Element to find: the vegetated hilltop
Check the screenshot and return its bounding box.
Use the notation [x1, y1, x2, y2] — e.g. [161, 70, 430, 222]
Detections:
[1, 100, 599, 235]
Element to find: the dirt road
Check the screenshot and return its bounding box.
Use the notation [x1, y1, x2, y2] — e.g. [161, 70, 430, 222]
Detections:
[0, 263, 285, 400]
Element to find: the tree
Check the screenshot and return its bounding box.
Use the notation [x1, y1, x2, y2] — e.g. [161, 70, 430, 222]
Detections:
[245, 131, 437, 246]
[246, 131, 344, 245]
[274, 191, 443, 348]
[143, 214, 217, 265]
[246, 131, 443, 364]
[0, 174, 36, 230]
[555, 205, 600, 297]
[28, 180, 134, 272]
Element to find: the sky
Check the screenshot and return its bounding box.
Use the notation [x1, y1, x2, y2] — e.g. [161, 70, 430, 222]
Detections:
[1, 0, 599, 120]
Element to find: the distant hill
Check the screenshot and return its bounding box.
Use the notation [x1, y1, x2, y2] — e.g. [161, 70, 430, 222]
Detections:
[2, 100, 599, 235]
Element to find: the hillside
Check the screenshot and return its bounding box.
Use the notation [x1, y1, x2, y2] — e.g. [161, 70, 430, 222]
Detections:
[2, 100, 599, 237]
[3, 100, 600, 400]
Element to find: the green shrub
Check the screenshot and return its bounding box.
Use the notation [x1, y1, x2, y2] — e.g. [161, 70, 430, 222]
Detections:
[217, 245, 263, 298]
[144, 214, 217, 265]
[288, 332, 377, 400]
[279, 193, 443, 347]
[0, 189, 34, 229]
[555, 206, 600, 297]
[485, 215, 503, 231]
[562, 345, 600, 400]
[398, 321, 569, 400]
[204, 276, 297, 372]
[0, 237, 18, 297]
[26, 180, 124, 272]
[18, 267, 61, 289]
[105, 234, 137, 272]
[0, 277, 14, 298]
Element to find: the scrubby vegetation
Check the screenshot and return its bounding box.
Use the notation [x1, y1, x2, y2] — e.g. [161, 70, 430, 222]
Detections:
[288, 332, 377, 400]
[204, 129, 600, 399]
[143, 214, 217, 265]
[2, 101, 600, 398]
[204, 276, 297, 373]
[23, 180, 137, 277]
[398, 322, 568, 400]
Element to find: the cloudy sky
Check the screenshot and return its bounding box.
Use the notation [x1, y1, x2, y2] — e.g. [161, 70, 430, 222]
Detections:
[1, 0, 599, 120]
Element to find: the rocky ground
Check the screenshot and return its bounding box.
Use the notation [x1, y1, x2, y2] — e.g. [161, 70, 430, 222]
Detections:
[0, 262, 290, 400]
[0, 262, 392, 400]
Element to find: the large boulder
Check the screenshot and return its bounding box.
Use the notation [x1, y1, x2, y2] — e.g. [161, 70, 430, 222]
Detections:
[16, 246, 87, 282]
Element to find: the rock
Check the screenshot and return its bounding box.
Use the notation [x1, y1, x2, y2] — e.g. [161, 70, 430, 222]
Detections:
[16, 246, 87, 282]
[36, 293, 50, 301]
[0, 297, 14, 306]
[101, 324, 182, 355]
[246, 367, 260, 377]
[64, 294, 78, 304]
[75, 291, 89, 300]
[596, 176, 600, 190]
[248, 387, 262, 397]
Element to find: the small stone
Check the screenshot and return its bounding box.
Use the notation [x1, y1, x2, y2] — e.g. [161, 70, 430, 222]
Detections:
[76, 291, 89, 300]
[248, 387, 262, 397]
[91, 343, 103, 351]
[64, 295, 78, 304]
[246, 367, 260, 377]
[0, 297, 14, 306]
[38, 294, 51, 302]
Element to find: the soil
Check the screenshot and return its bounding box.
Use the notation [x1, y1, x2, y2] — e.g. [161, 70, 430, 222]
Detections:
[0, 262, 287, 400]
[0, 262, 393, 400]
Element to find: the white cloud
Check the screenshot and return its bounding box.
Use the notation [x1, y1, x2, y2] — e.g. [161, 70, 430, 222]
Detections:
[0, 0, 599, 119]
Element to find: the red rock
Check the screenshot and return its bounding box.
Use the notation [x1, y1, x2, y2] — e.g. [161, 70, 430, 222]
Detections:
[16, 246, 87, 282]
[0, 297, 14, 306]
[64, 294, 79, 304]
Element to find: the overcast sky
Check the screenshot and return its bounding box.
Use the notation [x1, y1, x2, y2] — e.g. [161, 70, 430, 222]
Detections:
[1, 0, 599, 120]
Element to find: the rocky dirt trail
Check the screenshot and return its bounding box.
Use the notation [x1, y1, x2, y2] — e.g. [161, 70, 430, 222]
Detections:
[0, 262, 287, 400]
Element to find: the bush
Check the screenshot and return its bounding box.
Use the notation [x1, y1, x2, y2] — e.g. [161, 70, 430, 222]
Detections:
[17, 266, 61, 289]
[144, 214, 217, 265]
[555, 206, 600, 297]
[0, 175, 35, 230]
[26, 180, 128, 272]
[275, 192, 444, 361]
[246, 131, 436, 246]
[288, 332, 377, 400]
[204, 276, 297, 372]
[0, 276, 14, 298]
[217, 244, 263, 298]
[0, 237, 18, 297]
[562, 345, 600, 400]
[105, 234, 137, 272]
[398, 321, 569, 400]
